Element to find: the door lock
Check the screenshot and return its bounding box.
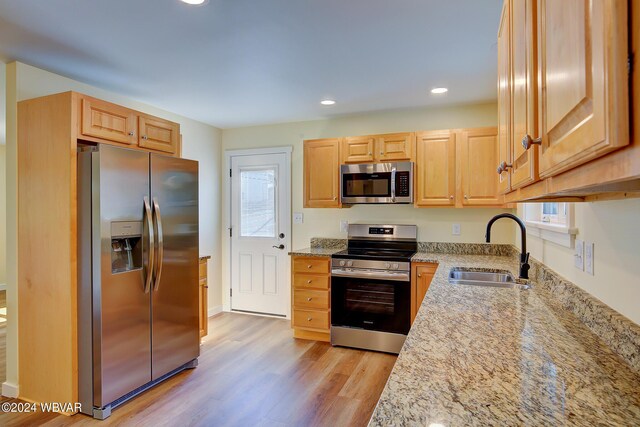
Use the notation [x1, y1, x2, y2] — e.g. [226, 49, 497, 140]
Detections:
[279, 233, 285, 239]
[272, 244, 285, 250]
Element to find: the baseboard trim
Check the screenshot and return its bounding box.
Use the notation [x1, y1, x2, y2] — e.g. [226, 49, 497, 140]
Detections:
[2, 381, 19, 398]
[208, 305, 223, 318]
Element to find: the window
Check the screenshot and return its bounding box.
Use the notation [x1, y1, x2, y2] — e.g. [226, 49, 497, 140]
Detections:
[240, 168, 277, 237]
[521, 202, 577, 248]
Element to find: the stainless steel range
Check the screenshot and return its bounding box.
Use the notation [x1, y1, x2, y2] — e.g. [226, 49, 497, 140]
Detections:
[330, 224, 417, 354]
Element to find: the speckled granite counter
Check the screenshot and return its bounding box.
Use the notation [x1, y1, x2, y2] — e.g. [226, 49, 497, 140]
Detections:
[288, 247, 343, 257]
[370, 252, 640, 426]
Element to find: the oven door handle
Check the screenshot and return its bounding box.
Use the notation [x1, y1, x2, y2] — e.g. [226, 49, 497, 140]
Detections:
[390, 166, 397, 202]
[331, 269, 410, 282]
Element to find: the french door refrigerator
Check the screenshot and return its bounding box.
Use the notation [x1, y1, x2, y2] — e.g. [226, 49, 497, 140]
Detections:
[78, 144, 199, 419]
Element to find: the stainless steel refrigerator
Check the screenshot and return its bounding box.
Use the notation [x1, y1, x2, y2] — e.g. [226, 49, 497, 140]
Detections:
[78, 144, 199, 419]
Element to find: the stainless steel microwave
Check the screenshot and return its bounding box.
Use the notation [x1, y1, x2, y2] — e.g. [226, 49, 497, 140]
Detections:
[340, 162, 414, 204]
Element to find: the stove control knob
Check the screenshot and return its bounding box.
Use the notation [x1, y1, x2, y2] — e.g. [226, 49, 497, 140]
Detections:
[385, 262, 391, 269]
[339, 260, 346, 267]
[392, 263, 399, 270]
[347, 261, 353, 267]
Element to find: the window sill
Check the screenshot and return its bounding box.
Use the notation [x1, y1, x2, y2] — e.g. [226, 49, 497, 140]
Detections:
[525, 220, 578, 248]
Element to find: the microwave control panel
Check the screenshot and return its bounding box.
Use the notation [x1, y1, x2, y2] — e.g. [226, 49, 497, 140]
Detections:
[395, 172, 411, 197]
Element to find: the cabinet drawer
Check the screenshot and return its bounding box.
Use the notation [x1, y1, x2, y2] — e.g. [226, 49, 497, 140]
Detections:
[292, 257, 330, 274]
[199, 261, 207, 279]
[294, 289, 329, 310]
[293, 274, 329, 290]
[292, 309, 329, 331]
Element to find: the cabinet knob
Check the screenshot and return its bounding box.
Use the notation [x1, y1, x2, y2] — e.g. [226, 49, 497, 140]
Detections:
[418, 273, 422, 278]
[497, 161, 513, 175]
[307, 317, 313, 321]
[142, 135, 148, 140]
[307, 297, 312, 301]
[380, 151, 384, 155]
[522, 134, 542, 150]
[368, 152, 372, 155]
[450, 195, 454, 200]
[333, 197, 337, 201]
[128, 131, 135, 136]
[464, 195, 468, 200]
[307, 279, 312, 284]
[307, 265, 312, 269]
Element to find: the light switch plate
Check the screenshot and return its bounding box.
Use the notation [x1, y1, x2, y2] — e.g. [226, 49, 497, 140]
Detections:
[452, 224, 461, 236]
[574, 239, 584, 270]
[584, 241, 594, 275]
[340, 220, 349, 233]
[293, 212, 303, 224]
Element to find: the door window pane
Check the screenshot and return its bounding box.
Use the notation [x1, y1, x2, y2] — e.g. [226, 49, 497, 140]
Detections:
[240, 168, 276, 237]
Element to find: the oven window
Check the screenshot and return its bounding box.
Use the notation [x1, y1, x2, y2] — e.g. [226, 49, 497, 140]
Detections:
[343, 173, 391, 197]
[345, 282, 394, 315]
[331, 275, 410, 334]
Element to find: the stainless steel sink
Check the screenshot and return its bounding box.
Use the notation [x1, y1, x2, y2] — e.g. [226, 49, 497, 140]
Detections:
[449, 269, 530, 290]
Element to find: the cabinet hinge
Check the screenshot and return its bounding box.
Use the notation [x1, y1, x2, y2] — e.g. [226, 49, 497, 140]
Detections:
[229, 168, 232, 177]
[229, 227, 232, 237]
[230, 289, 233, 297]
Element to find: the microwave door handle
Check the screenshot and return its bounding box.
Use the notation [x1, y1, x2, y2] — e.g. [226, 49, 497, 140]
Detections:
[391, 166, 397, 202]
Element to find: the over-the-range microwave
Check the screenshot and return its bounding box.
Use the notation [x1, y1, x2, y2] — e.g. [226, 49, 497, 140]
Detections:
[340, 162, 414, 204]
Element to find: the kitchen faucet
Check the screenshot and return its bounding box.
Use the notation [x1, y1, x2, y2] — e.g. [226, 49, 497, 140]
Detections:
[485, 213, 530, 280]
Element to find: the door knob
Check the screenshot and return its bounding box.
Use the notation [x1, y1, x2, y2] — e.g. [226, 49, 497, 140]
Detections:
[272, 244, 285, 250]
[522, 134, 542, 150]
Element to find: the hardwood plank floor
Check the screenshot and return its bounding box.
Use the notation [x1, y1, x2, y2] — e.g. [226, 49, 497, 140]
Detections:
[0, 312, 396, 427]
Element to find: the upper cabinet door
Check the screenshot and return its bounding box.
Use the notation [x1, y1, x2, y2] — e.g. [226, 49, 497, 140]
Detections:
[459, 128, 501, 206]
[342, 136, 375, 163]
[537, 0, 628, 178]
[376, 133, 414, 162]
[304, 139, 341, 208]
[497, 1, 512, 194]
[81, 97, 137, 145]
[138, 115, 179, 154]
[510, 0, 538, 189]
[415, 130, 456, 207]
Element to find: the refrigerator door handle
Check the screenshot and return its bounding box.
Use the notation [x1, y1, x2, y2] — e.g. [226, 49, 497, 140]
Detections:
[152, 197, 164, 291]
[144, 197, 155, 294]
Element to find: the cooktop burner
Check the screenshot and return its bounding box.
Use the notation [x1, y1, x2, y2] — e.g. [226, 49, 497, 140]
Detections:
[331, 248, 416, 262]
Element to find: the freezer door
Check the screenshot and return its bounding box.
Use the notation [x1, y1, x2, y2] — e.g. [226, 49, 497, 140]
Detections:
[151, 154, 200, 380]
[92, 145, 152, 407]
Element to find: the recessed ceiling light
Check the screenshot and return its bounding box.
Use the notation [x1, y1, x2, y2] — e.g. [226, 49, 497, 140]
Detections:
[431, 87, 448, 94]
[320, 99, 336, 106]
[180, 0, 207, 5]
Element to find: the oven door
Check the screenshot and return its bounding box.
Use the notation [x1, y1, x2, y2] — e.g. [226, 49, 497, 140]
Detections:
[331, 269, 411, 335]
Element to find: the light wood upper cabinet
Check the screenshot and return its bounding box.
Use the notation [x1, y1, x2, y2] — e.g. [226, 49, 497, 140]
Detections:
[376, 133, 414, 162]
[510, 0, 538, 188]
[458, 128, 501, 206]
[139, 115, 179, 154]
[415, 130, 456, 207]
[342, 136, 375, 163]
[537, 0, 628, 178]
[497, 0, 511, 194]
[304, 138, 341, 208]
[81, 97, 137, 145]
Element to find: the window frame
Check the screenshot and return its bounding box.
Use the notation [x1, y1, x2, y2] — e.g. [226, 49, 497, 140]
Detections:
[519, 202, 578, 248]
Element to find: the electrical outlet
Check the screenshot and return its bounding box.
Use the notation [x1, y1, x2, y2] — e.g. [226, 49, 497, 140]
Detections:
[340, 220, 349, 232]
[293, 212, 303, 224]
[584, 241, 594, 275]
[452, 224, 461, 236]
[574, 239, 584, 270]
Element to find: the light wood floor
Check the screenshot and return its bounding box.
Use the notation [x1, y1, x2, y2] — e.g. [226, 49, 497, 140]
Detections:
[0, 312, 397, 427]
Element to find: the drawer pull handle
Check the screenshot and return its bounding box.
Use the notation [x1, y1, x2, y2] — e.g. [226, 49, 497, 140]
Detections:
[307, 297, 312, 301]
[307, 279, 312, 284]
[307, 317, 312, 321]
[307, 265, 312, 269]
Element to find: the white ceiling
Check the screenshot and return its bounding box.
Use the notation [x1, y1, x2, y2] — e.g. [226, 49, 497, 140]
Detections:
[0, 0, 501, 128]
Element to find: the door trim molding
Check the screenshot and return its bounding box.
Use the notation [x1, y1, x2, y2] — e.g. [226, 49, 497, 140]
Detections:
[223, 146, 293, 318]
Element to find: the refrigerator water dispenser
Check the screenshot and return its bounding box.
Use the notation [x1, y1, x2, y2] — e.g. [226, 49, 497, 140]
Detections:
[111, 221, 143, 273]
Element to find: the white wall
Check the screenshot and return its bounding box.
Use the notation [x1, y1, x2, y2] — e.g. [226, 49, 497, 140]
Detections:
[3, 62, 222, 394]
[221, 103, 516, 310]
[523, 199, 640, 325]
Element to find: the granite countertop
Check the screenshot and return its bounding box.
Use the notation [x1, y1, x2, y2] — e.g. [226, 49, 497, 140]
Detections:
[288, 247, 344, 257]
[370, 252, 640, 426]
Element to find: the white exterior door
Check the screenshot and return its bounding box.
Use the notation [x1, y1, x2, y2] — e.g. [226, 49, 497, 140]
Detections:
[230, 152, 290, 316]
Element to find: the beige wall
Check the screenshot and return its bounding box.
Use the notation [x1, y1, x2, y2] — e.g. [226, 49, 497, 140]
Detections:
[221, 103, 516, 310]
[3, 62, 223, 395]
[521, 200, 640, 325]
[0, 61, 6, 284]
